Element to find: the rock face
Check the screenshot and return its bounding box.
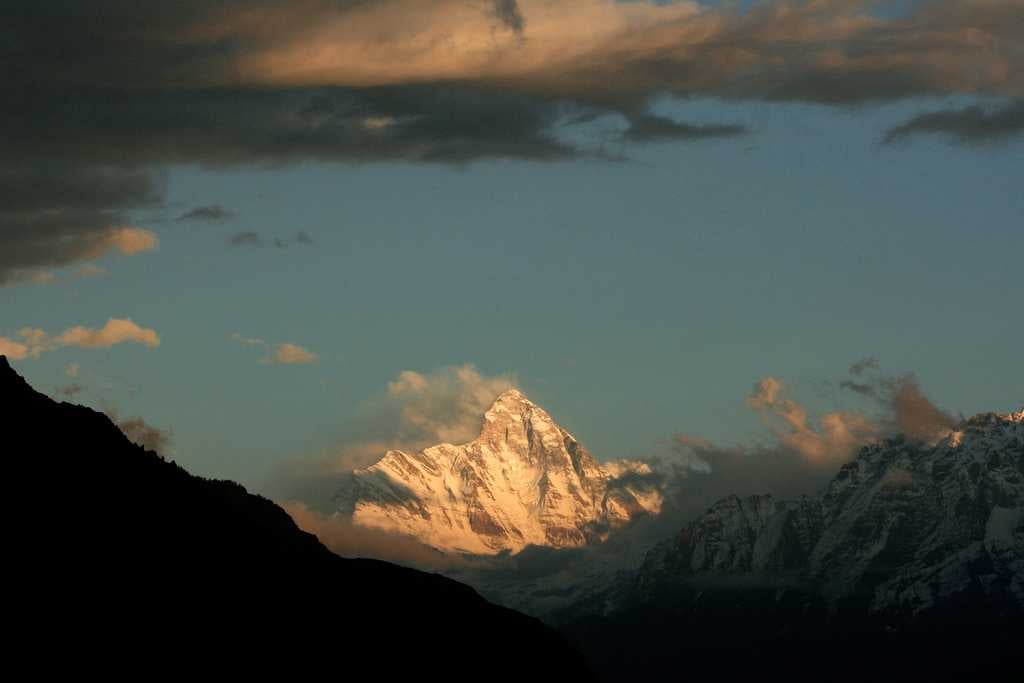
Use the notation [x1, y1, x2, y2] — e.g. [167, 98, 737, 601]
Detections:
[560, 409, 1024, 682]
[637, 408, 1024, 615]
[337, 389, 662, 554]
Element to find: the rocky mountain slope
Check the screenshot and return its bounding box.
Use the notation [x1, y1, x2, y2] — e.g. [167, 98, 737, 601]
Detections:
[336, 389, 662, 554]
[633, 408, 1024, 615]
[560, 408, 1023, 681]
[2, 356, 590, 678]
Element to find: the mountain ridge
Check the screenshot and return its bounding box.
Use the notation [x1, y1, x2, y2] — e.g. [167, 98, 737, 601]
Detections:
[1, 356, 590, 677]
[337, 388, 662, 554]
[558, 406, 1023, 681]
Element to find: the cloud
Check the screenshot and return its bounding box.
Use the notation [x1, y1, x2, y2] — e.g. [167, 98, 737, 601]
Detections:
[228, 231, 313, 248]
[6, 1, 1021, 283]
[492, 0, 525, 35]
[176, 204, 235, 222]
[230, 332, 265, 347]
[383, 365, 517, 445]
[849, 357, 880, 376]
[54, 319, 161, 349]
[264, 343, 319, 365]
[0, 165, 161, 285]
[105, 408, 171, 454]
[282, 501, 460, 569]
[0, 318, 160, 359]
[656, 361, 957, 529]
[268, 364, 515, 508]
[660, 436, 843, 529]
[624, 113, 747, 143]
[0, 337, 31, 361]
[75, 264, 107, 278]
[58, 383, 83, 397]
[66, 363, 80, 378]
[231, 333, 318, 365]
[228, 231, 263, 247]
[836, 365, 958, 442]
[885, 98, 1024, 145]
[746, 376, 880, 462]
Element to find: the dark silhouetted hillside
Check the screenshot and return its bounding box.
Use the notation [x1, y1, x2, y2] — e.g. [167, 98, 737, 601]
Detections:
[2, 356, 590, 677]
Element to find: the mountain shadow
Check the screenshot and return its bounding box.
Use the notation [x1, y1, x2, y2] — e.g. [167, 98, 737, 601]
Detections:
[2, 356, 590, 678]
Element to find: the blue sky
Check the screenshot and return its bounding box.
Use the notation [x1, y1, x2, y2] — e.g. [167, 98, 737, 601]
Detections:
[6, 95, 1022, 491]
[3, 1, 1022, 495]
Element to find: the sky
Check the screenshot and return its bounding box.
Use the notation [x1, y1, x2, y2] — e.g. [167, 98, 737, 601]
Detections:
[3, 0, 1022, 497]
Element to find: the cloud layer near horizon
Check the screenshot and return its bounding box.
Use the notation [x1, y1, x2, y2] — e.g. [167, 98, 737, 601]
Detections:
[270, 364, 515, 510]
[274, 359, 960, 569]
[661, 362, 958, 526]
[4, 1, 1023, 282]
[229, 333, 319, 365]
[0, 318, 161, 360]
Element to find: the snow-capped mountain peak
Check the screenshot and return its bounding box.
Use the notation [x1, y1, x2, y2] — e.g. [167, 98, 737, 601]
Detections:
[336, 389, 662, 555]
[636, 407, 1024, 616]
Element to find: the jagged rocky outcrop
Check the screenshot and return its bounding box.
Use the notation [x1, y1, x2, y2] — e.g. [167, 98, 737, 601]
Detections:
[337, 389, 662, 554]
[2, 356, 590, 678]
[635, 408, 1024, 615]
[560, 409, 1024, 682]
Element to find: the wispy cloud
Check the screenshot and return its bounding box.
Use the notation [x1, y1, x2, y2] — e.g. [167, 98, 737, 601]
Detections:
[654, 361, 957, 527]
[228, 231, 314, 248]
[231, 332, 318, 365]
[885, 98, 1024, 145]
[176, 204, 235, 222]
[0, 318, 160, 360]
[105, 407, 171, 455]
[57, 383, 84, 398]
[269, 364, 515, 508]
[228, 231, 263, 247]
[624, 114, 747, 143]
[264, 343, 319, 365]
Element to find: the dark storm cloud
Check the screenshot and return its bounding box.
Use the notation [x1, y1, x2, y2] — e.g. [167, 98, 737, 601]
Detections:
[492, 0, 525, 35]
[0, 1, 577, 280]
[3, 86, 576, 169]
[0, 165, 162, 285]
[884, 99, 1024, 145]
[4, 1, 1023, 281]
[624, 113, 747, 142]
[176, 205, 235, 222]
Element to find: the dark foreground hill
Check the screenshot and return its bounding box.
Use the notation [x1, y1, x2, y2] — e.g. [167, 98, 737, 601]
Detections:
[2, 356, 589, 677]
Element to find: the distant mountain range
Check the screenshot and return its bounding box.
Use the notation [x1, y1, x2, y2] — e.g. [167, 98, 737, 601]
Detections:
[336, 389, 661, 554]
[559, 408, 1024, 681]
[638, 409, 1024, 614]
[2, 356, 589, 677]
[11, 348, 1019, 681]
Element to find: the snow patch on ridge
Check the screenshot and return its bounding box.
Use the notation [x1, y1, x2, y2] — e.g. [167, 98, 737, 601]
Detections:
[337, 389, 663, 554]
